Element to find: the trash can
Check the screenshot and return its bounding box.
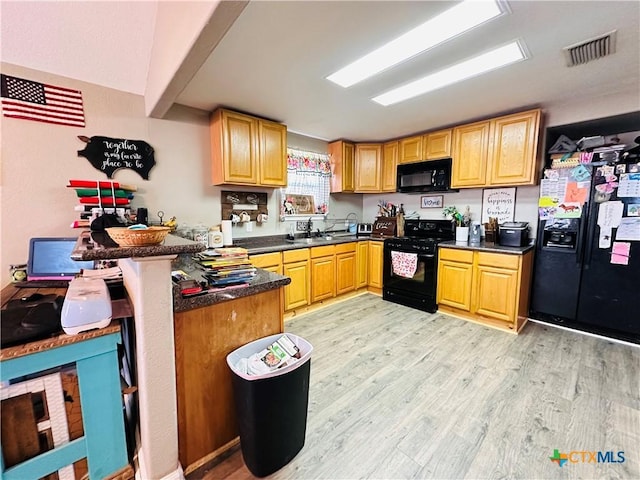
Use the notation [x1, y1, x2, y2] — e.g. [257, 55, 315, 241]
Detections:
[226, 333, 313, 477]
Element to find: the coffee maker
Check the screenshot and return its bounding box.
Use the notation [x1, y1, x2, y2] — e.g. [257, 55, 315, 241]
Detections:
[469, 221, 481, 244]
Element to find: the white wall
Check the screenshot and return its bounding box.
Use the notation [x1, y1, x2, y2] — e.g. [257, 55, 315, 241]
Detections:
[0, 64, 362, 284]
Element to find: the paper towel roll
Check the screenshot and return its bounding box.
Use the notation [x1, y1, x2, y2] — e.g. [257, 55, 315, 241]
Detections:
[221, 220, 233, 246]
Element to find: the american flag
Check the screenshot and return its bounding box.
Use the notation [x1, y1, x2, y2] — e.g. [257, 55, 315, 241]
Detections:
[1, 74, 85, 127]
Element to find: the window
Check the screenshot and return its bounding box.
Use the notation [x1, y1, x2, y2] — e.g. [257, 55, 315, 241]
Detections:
[281, 148, 331, 216]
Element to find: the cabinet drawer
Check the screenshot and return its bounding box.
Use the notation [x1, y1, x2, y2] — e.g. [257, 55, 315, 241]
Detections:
[439, 248, 473, 263]
[283, 248, 309, 263]
[310, 245, 336, 258]
[335, 242, 357, 254]
[250, 252, 281, 268]
[477, 252, 520, 269]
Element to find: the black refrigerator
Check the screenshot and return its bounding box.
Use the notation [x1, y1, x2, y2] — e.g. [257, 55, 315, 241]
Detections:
[530, 148, 640, 344]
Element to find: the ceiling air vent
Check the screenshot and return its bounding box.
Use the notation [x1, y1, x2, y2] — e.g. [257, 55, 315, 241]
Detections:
[563, 30, 617, 67]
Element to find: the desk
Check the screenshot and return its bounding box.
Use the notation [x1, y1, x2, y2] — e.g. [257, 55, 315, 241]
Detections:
[0, 285, 133, 480]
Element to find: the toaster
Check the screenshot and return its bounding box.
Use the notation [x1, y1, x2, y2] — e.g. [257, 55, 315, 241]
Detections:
[498, 222, 530, 247]
[356, 223, 373, 236]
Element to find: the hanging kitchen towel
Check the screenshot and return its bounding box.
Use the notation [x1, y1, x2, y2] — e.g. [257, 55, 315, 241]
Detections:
[391, 251, 418, 278]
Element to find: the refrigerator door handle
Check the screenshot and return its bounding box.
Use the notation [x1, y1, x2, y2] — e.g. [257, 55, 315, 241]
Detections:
[581, 193, 597, 268]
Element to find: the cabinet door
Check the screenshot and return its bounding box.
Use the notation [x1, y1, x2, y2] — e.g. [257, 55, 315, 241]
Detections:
[311, 256, 336, 302]
[381, 141, 398, 192]
[283, 260, 310, 310]
[423, 129, 452, 160]
[336, 252, 356, 295]
[488, 109, 541, 186]
[473, 265, 518, 323]
[213, 110, 258, 185]
[355, 144, 382, 192]
[398, 135, 423, 164]
[451, 121, 490, 188]
[329, 141, 355, 193]
[437, 260, 473, 311]
[259, 119, 287, 186]
[357, 241, 368, 288]
[368, 241, 384, 288]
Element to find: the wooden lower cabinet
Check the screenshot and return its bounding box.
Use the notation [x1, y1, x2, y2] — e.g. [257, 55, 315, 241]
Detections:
[283, 248, 310, 310]
[368, 241, 384, 290]
[437, 249, 474, 311]
[336, 243, 357, 295]
[249, 251, 282, 275]
[437, 247, 533, 333]
[356, 241, 368, 289]
[310, 245, 336, 302]
[174, 289, 284, 469]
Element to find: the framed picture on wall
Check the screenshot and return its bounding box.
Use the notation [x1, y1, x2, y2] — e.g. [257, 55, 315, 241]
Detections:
[482, 187, 516, 224]
[421, 195, 444, 208]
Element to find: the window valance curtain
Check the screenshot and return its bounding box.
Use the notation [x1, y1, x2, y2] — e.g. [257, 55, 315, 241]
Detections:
[283, 148, 331, 214]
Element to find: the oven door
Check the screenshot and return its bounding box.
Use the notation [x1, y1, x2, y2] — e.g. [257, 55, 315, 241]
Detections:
[382, 242, 438, 311]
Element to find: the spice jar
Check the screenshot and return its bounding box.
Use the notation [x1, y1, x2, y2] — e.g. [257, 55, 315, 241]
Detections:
[10, 263, 27, 283]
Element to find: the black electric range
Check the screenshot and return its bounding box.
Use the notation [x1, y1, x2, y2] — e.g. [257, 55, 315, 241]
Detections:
[382, 219, 455, 313]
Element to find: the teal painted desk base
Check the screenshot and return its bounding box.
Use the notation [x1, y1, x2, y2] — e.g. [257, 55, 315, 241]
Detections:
[1, 331, 129, 479]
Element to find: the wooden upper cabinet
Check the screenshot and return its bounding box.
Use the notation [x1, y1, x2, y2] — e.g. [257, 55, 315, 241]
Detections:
[487, 109, 541, 186]
[423, 129, 452, 160]
[211, 109, 257, 185]
[259, 119, 287, 186]
[451, 120, 491, 188]
[210, 108, 286, 187]
[355, 144, 382, 192]
[329, 140, 355, 192]
[381, 141, 398, 192]
[398, 135, 423, 164]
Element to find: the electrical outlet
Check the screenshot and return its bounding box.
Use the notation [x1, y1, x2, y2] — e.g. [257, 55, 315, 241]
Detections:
[296, 221, 307, 231]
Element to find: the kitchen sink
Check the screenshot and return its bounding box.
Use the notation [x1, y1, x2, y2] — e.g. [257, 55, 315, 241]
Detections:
[288, 236, 333, 245]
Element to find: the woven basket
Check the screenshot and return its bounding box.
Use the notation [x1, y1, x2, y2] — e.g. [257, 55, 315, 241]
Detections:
[105, 226, 171, 247]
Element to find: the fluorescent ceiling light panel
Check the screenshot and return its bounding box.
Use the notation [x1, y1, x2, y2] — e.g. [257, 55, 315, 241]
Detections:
[372, 41, 527, 106]
[326, 0, 506, 88]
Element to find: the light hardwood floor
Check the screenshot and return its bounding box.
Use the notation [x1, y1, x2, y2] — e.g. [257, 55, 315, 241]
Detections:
[190, 294, 640, 480]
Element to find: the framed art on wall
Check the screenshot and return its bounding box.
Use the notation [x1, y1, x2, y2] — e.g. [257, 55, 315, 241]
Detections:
[481, 187, 516, 224]
[421, 195, 444, 208]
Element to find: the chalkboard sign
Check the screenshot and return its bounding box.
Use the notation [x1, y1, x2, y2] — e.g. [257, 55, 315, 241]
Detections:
[77, 135, 156, 180]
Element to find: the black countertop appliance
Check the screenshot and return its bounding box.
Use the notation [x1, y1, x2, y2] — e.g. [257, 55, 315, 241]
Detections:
[498, 222, 530, 247]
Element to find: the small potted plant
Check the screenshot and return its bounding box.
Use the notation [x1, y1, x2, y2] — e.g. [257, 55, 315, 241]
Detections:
[443, 205, 472, 242]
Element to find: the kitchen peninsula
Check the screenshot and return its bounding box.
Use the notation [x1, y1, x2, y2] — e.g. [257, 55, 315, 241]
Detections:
[71, 233, 291, 478]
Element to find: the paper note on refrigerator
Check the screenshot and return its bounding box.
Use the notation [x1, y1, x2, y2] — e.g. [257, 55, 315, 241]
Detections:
[597, 201, 624, 227]
[615, 217, 640, 241]
[611, 242, 630, 265]
[617, 173, 640, 197]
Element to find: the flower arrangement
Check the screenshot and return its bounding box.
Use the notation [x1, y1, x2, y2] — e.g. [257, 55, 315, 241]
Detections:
[442, 205, 472, 227]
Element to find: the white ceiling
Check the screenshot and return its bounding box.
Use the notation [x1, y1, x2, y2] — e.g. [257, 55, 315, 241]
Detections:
[2, 1, 639, 143]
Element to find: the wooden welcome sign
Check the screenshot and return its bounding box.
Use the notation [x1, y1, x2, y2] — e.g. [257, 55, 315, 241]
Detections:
[77, 135, 156, 180]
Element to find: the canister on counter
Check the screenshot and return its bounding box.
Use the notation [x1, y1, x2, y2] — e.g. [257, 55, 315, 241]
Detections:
[10, 263, 27, 283]
[209, 226, 224, 248]
[193, 224, 209, 248]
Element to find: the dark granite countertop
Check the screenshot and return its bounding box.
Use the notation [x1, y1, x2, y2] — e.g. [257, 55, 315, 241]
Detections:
[71, 230, 205, 261]
[233, 233, 382, 255]
[173, 267, 291, 312]
[438, 240, 535, 255]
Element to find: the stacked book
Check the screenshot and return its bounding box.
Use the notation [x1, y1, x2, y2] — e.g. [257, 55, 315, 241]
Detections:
[194, 247, 256, 288]
[67, 179, 136, 228]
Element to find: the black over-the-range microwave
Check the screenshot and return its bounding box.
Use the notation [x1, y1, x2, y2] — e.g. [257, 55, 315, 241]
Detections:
[396, 158, 455, 193]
